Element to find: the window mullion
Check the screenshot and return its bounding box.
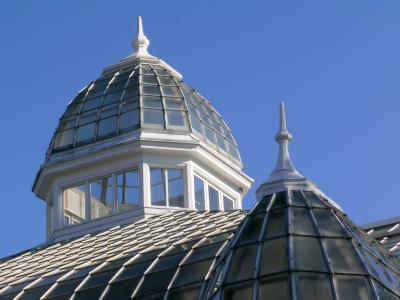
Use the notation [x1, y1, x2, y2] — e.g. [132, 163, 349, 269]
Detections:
[85, 182, 91, 220]
[112, 174, 117, 214]
[165, 169, 169, 206]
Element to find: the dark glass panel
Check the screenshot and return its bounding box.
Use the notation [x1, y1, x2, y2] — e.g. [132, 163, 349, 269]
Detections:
[123, 85, 139, 99]
[78, 111, 98, 125]
[76, 123, 96, 144]
[81, 97, 102, 112]
[251, 194, 273, 214]
[140, 65, 155, 75]
[290, 207, 316, 235]
[18, 285, 52, 300]
[184, 242, 224, 265]
[119, 109, 139, 132]
[263, 208, 287, 238]
[236, 214, 264, 246]
[103, 90, 123, 106]
[115, 261, 152, 282]
[73, 287, 105, 300]
[334, 275, 374, 300]
[98, 116, 117, 138]
[134, 269, 176, 296]
[303, 191, 327, 208]
[154, 68, 170, 76]
[258, 273, 291, 300]
[58, 116, 78, 131]
[312, 209, 347, 237]
[106, 80, 126, 93]
[168, 169, 184, 207]
[120, 97, 139, 113]
[100, 104, 119, 119]
[324, 238, 365, 274]
[272, 191, 287, 209]
[64, 102, 82, 116]
[54, 129, 74, 149]
[143, 109, 164, 126]
[172, 259, 213, 287]
[43, 278, 83, 298]
[223, 281, 253, 300]
[85, 86, 107, 99]
[150, 251, 187, 273]
[168, 284, 202, 300]
[150, 168, 166, 206]
[289, 190, 307, 206]
[259, 237, 288, 276]
[225, 245, 257, 283]
[296, 273, 334, 300]
[293, 236, 328, 272]
[102, 278, 140, 300]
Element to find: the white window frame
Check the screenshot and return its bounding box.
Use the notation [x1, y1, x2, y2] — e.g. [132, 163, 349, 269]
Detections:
[61, 167, 140, 227]
[149, 166, 186, 208]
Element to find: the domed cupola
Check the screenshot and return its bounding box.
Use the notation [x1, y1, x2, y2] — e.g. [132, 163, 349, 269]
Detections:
[203, 103, 400, 300]
[33, 17, 253, 242]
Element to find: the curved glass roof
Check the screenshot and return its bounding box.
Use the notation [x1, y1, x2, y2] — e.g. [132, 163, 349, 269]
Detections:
[204, 190, 400, 300]
[48, 62, 241, 164]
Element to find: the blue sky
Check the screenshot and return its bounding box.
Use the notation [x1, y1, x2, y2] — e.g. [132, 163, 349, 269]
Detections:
[0, 0, 400, 258]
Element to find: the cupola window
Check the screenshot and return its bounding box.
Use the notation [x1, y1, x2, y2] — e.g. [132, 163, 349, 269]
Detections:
[150, 168, 185, 208]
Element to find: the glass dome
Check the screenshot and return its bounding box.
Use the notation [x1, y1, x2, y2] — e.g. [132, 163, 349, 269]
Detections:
[204, 190, 400, 300]
[48, 62, 241, 164]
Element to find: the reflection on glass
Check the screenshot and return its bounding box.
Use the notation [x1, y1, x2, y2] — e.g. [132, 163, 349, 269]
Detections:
[64, 184, 86, 225]
[143, 109, 164, 126]
[150, 168, 166, 206]
[168, 169, 184, 207]
[209, 186, 219, 211]
[194, 176, 205, 210]
[54, 129, 74, 149]
[98, 117, 117, 137]
[118, 170, 140, 212]
[90, 177, 113, 220]
[223, 195, 235, 211]
[167, 111, 187, 128]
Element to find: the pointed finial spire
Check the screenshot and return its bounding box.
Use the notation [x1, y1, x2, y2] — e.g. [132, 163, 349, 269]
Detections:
[269, 101, 303, 181]
[130, 16, 152, 58]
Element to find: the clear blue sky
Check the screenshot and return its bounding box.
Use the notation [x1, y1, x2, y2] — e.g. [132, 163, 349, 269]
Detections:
[0, 0, 399, 258]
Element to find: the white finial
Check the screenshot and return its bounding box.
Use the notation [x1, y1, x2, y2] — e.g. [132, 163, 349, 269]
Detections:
[130, 16, 152, 58]
[269, 101, 303, 181]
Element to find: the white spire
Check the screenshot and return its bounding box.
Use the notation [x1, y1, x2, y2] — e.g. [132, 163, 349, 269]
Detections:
[269, 101, 303, 181]
[130, 16, 153, 59]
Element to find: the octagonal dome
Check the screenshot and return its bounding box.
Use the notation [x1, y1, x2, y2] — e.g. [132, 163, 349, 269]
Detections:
[47, 60, 241, 165]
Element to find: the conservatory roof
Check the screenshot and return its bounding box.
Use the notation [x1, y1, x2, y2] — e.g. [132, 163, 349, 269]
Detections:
[0, 210, 245, 299]
[47, 17, 241, 166]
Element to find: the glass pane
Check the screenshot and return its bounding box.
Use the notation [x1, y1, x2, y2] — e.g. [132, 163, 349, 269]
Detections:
[64, 184, 86, 225]
[142, 96, 163, 109]
[100, 104, 119, 119]
[76, 123, 96, 144]
[290, 207, 316, 235]
[259, 237, 288, 276]
[90, 177, 112, 220]
[312, 209, 347, 237]
[194, 176, 205, 210]
[189, 115, 204, 136]
[168, 169, 184, 207]
[216, 134, 227, 152]
[324, 238, 365, 274]
[78, 111, 98, 125]
[167, 110, 187, 128]
[228, 142, 240, 161]
[134, 269, 176, 297]
[98, 116, 117, 138]
[103, 90, 123, 106]
[296, 273, 334, 300]
[303, 191, 326, 208]
[165, 97, 184, 109]
[119, 109, 139, 132]
[123, 85, 139, 99]
[208, 186, 219, 211]
[289, 190, 307, 206]
[117, 170, 140, 212]
[263, 208, 286, 238]
[225, 245, 257, 283]
[204, 125, 216, 144]
[334, 275, 374, 300]
[184, 242, 224, 265]
[107, 80, 126, 93]
[120, 97, 139, 113]
[293, 236, 328, 272]
[223, 195, 235, 211]
[154, 68, 170, 76]
[168, 284, 201, 300]
[236, 214, 264, 246]
[151, 168, 166, 206]
[54, 129, 75, 149]
[223, 282, 253, 300]
[161, 86, 181, 97]
[141, 75, 158, 85]
[82, 97, 101, 112]
[143, 109, 164, 126]
[158, 76, 176, 86]
[142, 85, 161, 96]
[258, 274, 290, 300]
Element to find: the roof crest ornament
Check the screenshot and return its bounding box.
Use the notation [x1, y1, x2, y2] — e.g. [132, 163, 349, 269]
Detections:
[269, 101, 303, 181]
[130, 16, 153, 59]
